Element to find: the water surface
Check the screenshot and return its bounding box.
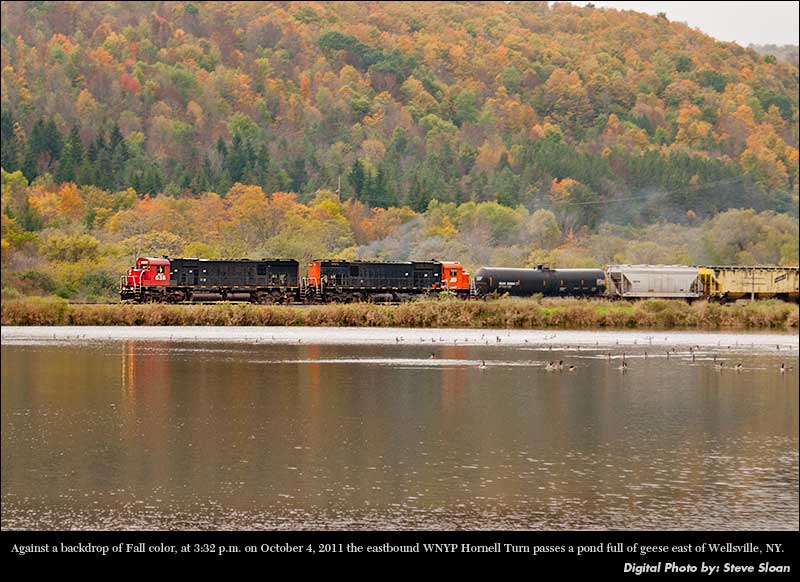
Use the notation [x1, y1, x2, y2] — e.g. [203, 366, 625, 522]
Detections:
[2, 327, 798, 530]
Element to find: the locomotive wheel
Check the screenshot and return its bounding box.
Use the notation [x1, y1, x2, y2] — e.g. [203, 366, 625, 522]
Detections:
[255, 292, 273, 305]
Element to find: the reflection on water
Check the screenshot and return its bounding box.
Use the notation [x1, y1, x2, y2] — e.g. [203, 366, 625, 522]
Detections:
[1, 329, 798, 530]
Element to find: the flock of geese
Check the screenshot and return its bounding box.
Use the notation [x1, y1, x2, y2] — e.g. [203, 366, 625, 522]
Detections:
[412, 333, 795, 376]
[463, 352, 794, 374]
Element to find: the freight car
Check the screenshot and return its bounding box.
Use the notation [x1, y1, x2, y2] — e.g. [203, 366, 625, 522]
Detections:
[304, 259, 472, 302]
[605, 265, 704, 299]
[120, 257, 299, 303]
[473, 265, 606, 297]
[698, 266, 799, 302]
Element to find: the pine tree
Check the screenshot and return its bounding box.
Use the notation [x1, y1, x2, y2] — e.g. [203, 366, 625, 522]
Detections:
[288, 158, 307, 193]
[1, 110, 18, 171]
[253, 145, 270, 189]
[227, 134, 247, 183]
[77, 152, 95, 185]
[54, 141, 76, 183]
[22, 119, 47, 180]
[349, 159, 365, 199]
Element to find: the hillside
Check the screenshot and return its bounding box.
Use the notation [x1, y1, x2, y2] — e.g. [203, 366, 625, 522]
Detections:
[750, 44, 800, 67]
[2, 1, 798, 210]
[1, 1, 798, 300]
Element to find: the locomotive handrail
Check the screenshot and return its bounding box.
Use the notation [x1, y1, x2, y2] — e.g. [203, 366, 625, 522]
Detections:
[327, 276, 440, 289]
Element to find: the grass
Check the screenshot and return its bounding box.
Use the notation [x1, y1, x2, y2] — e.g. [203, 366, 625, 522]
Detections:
[2, 296, 798, 330]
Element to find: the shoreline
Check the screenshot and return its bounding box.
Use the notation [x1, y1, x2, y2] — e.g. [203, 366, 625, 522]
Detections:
[1, 296, 798, 331]
[3, 326, 798, 351]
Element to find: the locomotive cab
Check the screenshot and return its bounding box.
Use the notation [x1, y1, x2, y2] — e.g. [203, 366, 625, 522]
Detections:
[126, 257, 170, 287]
[120, 257, 171, 301]
[440, 261, 471, 292]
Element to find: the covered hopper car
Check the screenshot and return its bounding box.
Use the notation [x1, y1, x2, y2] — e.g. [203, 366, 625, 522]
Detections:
[699, 266, 799, 302]
[605, 265, 704, 299]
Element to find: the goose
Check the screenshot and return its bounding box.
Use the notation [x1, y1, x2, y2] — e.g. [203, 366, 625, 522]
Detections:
[557, 360, 564, 371]
[714, 362, 724, 371]
[734, 363, 743, 372]
[479, 360, 487, 370]
[545, 362, 555, 371]
[429, 352, 436, 359]
[568, 365, 576, 372]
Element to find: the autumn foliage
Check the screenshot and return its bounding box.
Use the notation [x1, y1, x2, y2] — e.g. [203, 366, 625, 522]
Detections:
[1, 2, 798, 300]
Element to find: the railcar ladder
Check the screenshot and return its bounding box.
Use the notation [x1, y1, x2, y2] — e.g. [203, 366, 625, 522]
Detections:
[469, 276, 477, 298]
[120, 275, 141, 294]
[300, 277, 323, 300]
[314, 277, 323, 300]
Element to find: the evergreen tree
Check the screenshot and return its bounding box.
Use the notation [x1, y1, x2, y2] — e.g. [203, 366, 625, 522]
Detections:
[54, 142, 76, 183]
[215, 137, 228, 162]
[77, 151, 96, 185]
[22, 117, 63, 179]
[288, 158, 307, 193]
[227, 134, 247, 183]
[409, 172, 432, 212]
[193, 154, 214, 193]
[1, 110, 18, 171]
[349, 159, 365, 199]
[253, 145, 270, 189]
[22, 119, 47, 180]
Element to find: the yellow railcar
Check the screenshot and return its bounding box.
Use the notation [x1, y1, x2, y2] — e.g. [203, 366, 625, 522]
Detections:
[698, 266, 799, 302]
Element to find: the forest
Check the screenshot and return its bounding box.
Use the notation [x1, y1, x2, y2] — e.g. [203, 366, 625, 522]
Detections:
[1, 1, 798, 301]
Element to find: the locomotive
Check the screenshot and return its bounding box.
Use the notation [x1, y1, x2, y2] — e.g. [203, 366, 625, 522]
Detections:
[305, 259, 472, 302]
[120, 257, 299, 303]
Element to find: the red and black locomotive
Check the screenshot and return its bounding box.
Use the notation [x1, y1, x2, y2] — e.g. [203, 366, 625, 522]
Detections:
[121, 257, 299, 303]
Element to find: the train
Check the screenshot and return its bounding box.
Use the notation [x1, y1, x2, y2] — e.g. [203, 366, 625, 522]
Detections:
[120, 257, 799, 304]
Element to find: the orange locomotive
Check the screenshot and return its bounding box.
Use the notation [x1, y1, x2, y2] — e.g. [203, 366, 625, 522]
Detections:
[303, 259, 472, 302]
